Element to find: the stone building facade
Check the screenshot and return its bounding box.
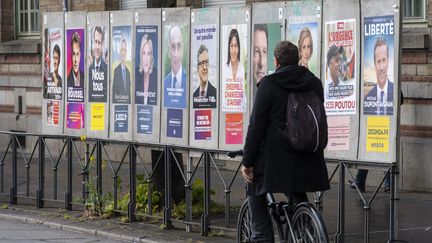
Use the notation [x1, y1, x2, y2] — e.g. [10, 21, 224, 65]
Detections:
[0, 0, 431, 191]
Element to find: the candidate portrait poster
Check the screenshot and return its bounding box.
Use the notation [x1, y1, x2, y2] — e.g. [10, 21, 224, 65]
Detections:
[363, 15, 395, 116]
[66, 28, 85, 103]
[44, 28, 63, 101]
[191, 24, 218, 109]
[221, 24, 248, 113]
[135, 25, 158, 106]
[324, 19, 356, 115]
[88, 25, 109, 103]
[111, 25, 132, 104]
[163, 23, 189, 109]
[287, 21, 319, 76]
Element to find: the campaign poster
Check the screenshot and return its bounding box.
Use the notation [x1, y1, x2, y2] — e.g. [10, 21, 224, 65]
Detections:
[252, 23, 281, 86]
[194, 110, 211, 140]
[326, 116, 350, 151]
[135, 25, 158, 106]
[114, 105, 129, 132]
[221, 24, 248, 112]
[287, 21, 319, 76]
[363, 15, 395, 116]
[66, 28, 85, 103]
[324, 19, 356, 115]
[163, 23, 189, 109]
[137, 105, 153, 134]
[88, 25, 109, 102]
[111, 26, 132, 104]
[225, 113, 243, 144]
[191, 24, 218, 109]
[44, 28, 63, 100]
[167, 108, 183, 138]
[90, 103, 105, 131]
[366, 116, 390, 153]
[66, 103, 84, 129]
[46, 100, 59, 126]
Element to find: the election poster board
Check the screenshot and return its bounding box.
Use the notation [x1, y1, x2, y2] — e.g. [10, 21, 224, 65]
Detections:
[251, 2, 284, 103]
[286, 0, 322, 78]
[219, 6, 251, 151]
[160, 8, 190, 146]
[132, 9, 162, 144]
[64, 12, 86, 137]
[322, 0, 360, 160]
[85, 12, 110, 139]
[358, 0, 401, 163]
[109, 11, 134, 141]
[42, 12, 65, 135]
[189, 8, 220, 149]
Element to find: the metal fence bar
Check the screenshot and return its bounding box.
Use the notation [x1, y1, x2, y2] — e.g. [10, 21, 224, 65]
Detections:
[334, 161, 345, 243]
[65, 138, 72, 210]
[163, 146, 172, 229]
[0, 137, 12, 193]
[36, 136, 44, 208]
[128, 143, 137, 222]
[10, 135, 17, 204]
[201, 151, 210, 236]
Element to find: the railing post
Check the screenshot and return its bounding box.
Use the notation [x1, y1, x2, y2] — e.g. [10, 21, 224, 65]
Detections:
[83, 142, 89, 202]
[389, 164, 399, 243]
[10, 135, 17, 205]
[96, 141, 102, 198]
[163, 146, 172, 229]
[201, 151, 210, 236]
[185, 156, 193, 233]
[128, 143, 137, 222]
[224, 189, 231, 228]
[364, 205, 370, 243]
[64, 137, 72, 210]
[334, 161, 345, 243]
[147, 179, 153, 216]
[36, 136, 45, 208]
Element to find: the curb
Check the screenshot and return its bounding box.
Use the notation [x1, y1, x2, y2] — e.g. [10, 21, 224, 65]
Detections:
[0, 212, 159, 243]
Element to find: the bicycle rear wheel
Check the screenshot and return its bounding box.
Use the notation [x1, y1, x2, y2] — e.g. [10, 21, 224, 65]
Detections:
[290, 202, 329, 243]
[237, 199, 275, 243]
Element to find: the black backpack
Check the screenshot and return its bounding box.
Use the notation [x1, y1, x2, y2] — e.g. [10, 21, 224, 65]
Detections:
[277, 89, 328, 152]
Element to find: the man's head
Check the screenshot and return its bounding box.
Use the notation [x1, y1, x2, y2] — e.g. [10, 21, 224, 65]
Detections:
[253, 24, 268, 84]
[168, 25, 183, 75]
[53, 44, 61, 72]
[327, 45, 342, 83]
[273, 41, 298, 68]
[374, 37, 389, 89]
[197, 44, 209, 86]
[93, 26, 104, 63]
[71, 32, 81, 74]
[120, 38, 127, 65]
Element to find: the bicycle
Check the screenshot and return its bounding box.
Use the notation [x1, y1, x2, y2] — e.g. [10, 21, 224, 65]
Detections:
[228, 149, 329, 243]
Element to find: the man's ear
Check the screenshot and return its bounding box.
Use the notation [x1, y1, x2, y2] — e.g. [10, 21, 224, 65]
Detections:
[274, 57, 279, 68]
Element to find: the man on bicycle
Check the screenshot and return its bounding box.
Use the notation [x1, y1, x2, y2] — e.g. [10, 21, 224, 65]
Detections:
[241, 41, 330, 242]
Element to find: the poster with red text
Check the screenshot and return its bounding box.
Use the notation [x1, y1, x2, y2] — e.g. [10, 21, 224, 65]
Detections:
[194, 110, 212, 140]
[225, 113, 243, 144]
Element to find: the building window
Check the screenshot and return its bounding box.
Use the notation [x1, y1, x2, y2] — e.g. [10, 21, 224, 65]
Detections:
[16, 0, 40, 37]
[403, 0, 426, 22]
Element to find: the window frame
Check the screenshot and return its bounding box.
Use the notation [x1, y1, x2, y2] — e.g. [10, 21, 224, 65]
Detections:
[402, 0, 427, 23]
[16, 0, 40, 38]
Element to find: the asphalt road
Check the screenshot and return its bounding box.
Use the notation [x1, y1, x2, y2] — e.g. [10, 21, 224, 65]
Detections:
[0, 217, 125, 243]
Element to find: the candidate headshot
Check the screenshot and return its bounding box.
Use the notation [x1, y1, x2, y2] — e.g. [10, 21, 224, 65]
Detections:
[112, 38, 131, 104]
[88, 26, 108, 102]
[67, 31, 84, 89]
[163, 24, 187, 108]
[298, 27, 313, 69]
[225, 28, 244, 82]
[253, 24, 268, 85]
[135, 33, 157, 105]
[51, 44, 62, 88]
[364, 37, 393, 115]
[193, 44, 216, 109]
[326, 45, 343, 88]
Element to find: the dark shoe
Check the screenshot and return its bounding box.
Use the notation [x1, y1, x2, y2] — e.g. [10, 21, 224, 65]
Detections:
[348, 179, 365, 193]
[384, 186, 390, 193]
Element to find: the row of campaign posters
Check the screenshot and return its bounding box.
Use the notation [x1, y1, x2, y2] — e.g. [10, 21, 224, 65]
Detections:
[42, 3, 398, 155]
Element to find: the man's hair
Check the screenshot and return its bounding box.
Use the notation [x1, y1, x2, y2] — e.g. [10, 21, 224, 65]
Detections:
[274, 41, 298, 67]
[254, 24, 268, 44]
[71, 32, 81, 49]
[53, 44, 61, 60]
[94, 26, 104, 42]
[226, 28, 241, 65]
[298, 27, 313, 57]
[197, 44, 208, 65]
[373, 37, 388, 61]
[168, 25, 182, 45]
[121, 38, 127, 46]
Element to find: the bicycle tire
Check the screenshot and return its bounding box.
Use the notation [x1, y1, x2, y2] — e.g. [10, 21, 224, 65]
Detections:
[237, 199, 275, 243]
[290, 202, 329, 243]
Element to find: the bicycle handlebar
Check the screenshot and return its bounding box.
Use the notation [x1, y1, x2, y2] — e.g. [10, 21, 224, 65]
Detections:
[227, 149, 243, 158]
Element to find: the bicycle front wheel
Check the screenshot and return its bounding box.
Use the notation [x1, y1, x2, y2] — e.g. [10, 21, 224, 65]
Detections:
[237, 199, 275, 243]
[290, 202, 329, 243]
